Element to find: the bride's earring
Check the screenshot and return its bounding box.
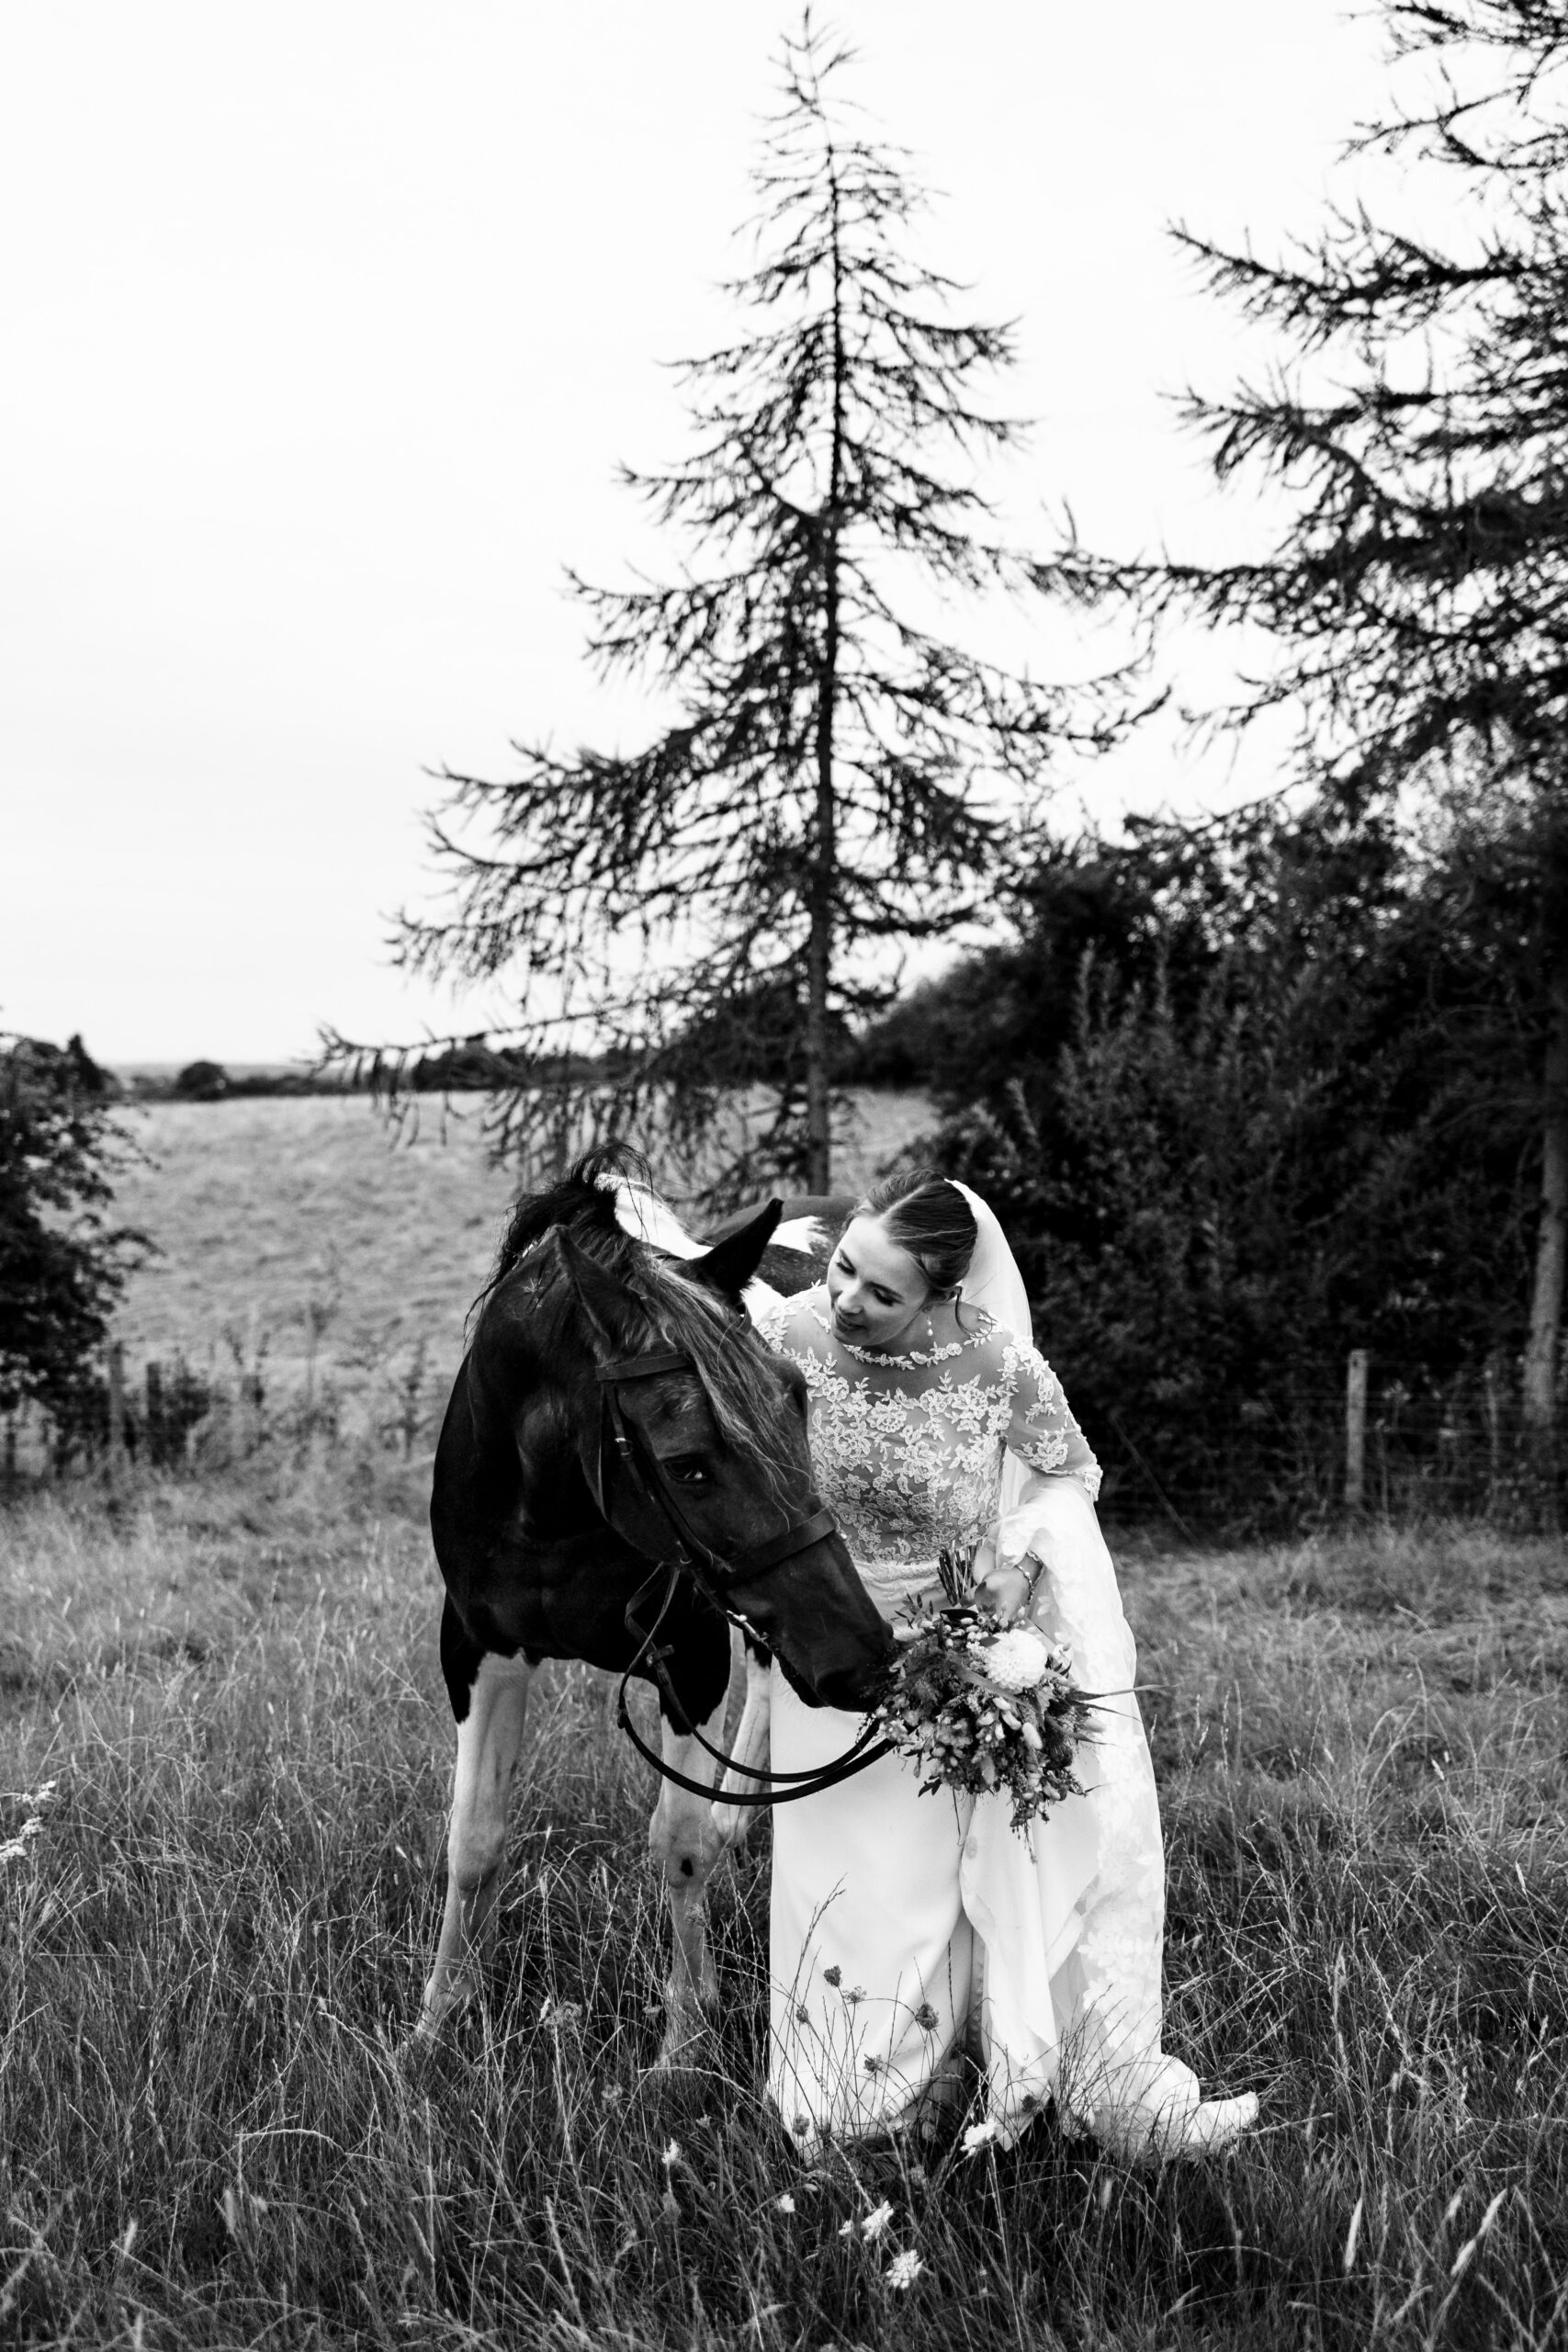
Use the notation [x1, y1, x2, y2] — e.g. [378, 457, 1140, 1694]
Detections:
[926, 1312, 938, 1355]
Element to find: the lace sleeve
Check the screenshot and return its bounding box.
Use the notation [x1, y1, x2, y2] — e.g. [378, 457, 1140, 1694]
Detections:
[1003, 1342, 1101, 1501]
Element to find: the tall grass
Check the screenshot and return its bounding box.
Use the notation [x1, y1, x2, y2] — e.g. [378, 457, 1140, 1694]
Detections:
[3, 1477, 1566, 2347]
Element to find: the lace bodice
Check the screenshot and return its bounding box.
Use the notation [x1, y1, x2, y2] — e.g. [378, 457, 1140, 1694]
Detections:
[756, 1289, 1100, 1600]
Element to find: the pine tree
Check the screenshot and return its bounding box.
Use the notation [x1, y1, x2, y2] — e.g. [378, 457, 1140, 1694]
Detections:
[337, 12, 1130, 1197]
[1040, 0, 1568, 1488]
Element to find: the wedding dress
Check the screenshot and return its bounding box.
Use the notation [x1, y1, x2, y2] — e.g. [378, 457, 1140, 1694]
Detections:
[755, 1253, 1257, 2164]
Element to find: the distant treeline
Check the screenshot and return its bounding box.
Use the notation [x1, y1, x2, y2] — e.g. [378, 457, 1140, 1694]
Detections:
[114, 1046, 570, 1102]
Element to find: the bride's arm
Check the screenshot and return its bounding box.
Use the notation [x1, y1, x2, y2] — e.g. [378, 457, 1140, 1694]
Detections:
[1000, 1340, 1101, 1501]
[975, 1340, 1102, 1620]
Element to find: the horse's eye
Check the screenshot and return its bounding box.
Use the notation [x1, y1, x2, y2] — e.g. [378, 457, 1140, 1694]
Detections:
[663, 1455, 711, 1487]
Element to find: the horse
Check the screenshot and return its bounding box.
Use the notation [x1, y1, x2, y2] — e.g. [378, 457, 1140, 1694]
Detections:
[418, 1148, 893, 2063]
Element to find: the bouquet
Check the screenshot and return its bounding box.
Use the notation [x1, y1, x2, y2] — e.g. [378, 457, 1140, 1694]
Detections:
[864, 1548, 1098, 1836]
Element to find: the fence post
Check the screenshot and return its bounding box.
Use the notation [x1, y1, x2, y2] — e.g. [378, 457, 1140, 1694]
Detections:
[145, 1361, 164, 1469]
[107, 1341, 127, 1487]
[1345, 1349, 1369, 1511]
[1485, 1363, 1504, 1505]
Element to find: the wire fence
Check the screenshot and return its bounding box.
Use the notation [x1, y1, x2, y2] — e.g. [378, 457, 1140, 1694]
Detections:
[1088, 1352, 1562, 1533]
[4, 1340, 1561, 1536]
[1, 1333, 438, 1487]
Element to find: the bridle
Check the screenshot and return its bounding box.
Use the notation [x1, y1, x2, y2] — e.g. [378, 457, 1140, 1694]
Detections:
[595, 1346, 889, 1804]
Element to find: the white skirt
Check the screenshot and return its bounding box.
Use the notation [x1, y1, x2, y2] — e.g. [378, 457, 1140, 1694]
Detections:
[767, 1494, 1258, 2161]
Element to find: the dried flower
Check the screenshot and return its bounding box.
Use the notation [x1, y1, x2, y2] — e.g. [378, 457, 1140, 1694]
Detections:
[821, 1964, 841, 1987]
[775, 2193, 796, 2214]
[660, 2140, 680, 2168]
[962, 2119, 1003, 2155]
[862, 2200, 894, 2241]
[885, 2249, 925, 2290]
[913, 2001, 940, 2031]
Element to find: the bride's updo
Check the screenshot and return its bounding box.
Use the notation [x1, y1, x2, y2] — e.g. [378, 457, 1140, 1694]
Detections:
[852, 1168, 978, 1298]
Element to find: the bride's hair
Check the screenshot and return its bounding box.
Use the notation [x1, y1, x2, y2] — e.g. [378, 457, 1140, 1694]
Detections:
[852, 1167, 978, 1297]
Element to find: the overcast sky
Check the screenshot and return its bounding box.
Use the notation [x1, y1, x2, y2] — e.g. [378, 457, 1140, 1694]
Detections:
[3, 1, 1417, 1065]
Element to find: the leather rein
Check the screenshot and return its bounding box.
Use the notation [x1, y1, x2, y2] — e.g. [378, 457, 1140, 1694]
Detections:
[595, 1346, 889, 1804]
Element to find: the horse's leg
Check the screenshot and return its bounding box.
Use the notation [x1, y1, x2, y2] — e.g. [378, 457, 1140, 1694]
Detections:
[711, 1636, 773, 1849]
[418, 1645, 534, 2041]
[648, 1679, 735, 2066]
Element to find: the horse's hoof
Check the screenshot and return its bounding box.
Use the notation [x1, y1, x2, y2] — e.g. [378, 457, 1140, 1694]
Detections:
[397, 2028, 442, 2084]
[654, 2015, 711, 2071]
[407, 1974, 479, 2060]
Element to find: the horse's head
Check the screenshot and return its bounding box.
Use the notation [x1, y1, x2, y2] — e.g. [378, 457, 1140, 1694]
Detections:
[550, 1207, 893, 1710]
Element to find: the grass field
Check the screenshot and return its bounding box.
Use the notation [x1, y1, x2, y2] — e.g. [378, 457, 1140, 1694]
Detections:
[5, 1095, 1565, 2346]
[3, 1460, 1565, 2349]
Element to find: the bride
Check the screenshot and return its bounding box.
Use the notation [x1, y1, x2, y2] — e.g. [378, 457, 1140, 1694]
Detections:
[752, 1168, 1257, 2163]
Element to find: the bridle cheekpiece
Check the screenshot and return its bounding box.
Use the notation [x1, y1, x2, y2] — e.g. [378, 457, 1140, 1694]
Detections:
[593, 1345, 888, 1804]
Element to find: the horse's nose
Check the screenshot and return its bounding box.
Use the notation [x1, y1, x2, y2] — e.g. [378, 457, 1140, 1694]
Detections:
[812, 1624, 895, 1711]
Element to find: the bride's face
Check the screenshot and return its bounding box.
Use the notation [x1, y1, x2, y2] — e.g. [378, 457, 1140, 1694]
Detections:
[827, 1216, 931, 1351]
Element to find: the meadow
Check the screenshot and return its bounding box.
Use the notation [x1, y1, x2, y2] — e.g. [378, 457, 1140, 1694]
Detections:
[100, 1092, 936, 1445]
[3, 1097, 1566, 2347]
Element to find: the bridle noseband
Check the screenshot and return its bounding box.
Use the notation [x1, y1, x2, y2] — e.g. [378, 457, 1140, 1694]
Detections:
[595, 1346, 888, 1804]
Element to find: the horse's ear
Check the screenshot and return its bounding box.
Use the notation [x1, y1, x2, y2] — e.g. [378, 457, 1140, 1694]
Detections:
[687, 1198, 784, 1299]
[550, 1227, 640, 1352]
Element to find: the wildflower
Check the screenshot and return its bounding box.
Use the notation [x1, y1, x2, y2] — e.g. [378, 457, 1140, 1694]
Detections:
[913, 2001, 940, 2032]
[822, 1964, 842, 1987]
[775, 2193, 796, 2214]
[861, 2200, 894, 2241]
[0, 1778, 58, 1867]
[863, 2054, 882, 2075]
[885, 2249, 925, 2290]
[661, 2140, 680, 2168]
[0, 1816, 44, 1865]
[795, 2003, 811, 2024]
[843, 1984, 867, 2005]
[962, 2119, 1002, 2155]
[838, 2220, 855, 2240]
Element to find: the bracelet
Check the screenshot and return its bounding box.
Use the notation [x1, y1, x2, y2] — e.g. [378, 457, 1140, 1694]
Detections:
[1017, 1553, 1046, 1612]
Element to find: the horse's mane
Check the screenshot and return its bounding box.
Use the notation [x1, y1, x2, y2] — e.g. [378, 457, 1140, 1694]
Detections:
[480, 1140, 641, 1300]
[475, 1143, 795, 1489]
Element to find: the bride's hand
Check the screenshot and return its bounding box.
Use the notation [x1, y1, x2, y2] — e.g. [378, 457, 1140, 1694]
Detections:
[975, 1554, 1044, 1624]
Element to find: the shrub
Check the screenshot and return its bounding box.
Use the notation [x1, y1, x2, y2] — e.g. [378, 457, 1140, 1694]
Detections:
[0, 1035, 144, 1432]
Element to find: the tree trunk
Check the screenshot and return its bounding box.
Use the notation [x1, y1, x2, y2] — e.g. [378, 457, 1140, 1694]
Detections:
[1521, 935, 1568, 1508]
[805, 161, 846, 1197]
